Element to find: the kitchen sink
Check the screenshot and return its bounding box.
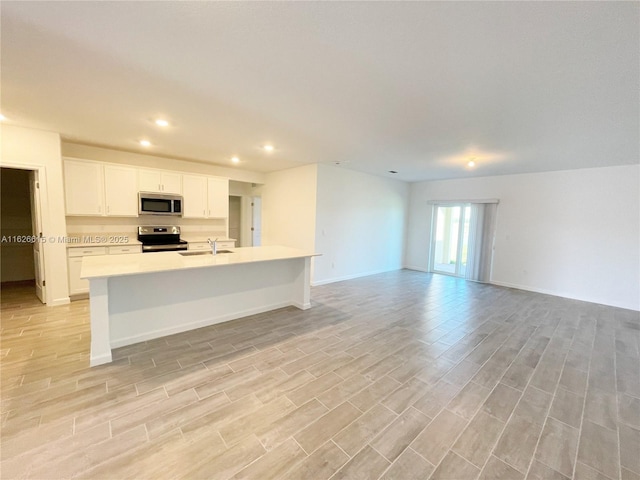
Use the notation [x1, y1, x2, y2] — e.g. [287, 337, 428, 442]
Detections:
[179, 250, 234, 256]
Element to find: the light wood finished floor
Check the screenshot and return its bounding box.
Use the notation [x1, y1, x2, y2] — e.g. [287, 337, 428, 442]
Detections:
[1, 271, 639, 480]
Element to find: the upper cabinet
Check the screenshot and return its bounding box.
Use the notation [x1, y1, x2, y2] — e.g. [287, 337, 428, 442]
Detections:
[64, 158, 229, 219]
[65, 159, 138, 217]
[207, 177, 229, 218]
[103, 165, 138, 216]
[182, 175, 229, 219]
[139, 169, 182, 194]
[182, 175, 208, 218]
[64, 160, 104, 215]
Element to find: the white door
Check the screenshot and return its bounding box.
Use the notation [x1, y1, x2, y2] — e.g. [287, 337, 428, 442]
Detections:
[207, 177, 229, 218]
[251, 196, 262, 246]
[29, 171, 46, 303]
[104, 165, 138, 216]
[138, 169, 163, 193]
[63, 159, 104, 215]
[182, 175, 207, 218]
[161, 172, 182, 194]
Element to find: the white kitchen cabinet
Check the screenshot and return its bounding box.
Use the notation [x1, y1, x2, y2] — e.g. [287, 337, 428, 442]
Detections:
[182, 175, 208, 218]
[67, 246, 107, 296]
[68, 256, 87, 296]
[207, 177, 229, 218]
[104, 165, 138, 216]
[64, 160, 104, 215]
[188, 240, 235, 251]
[108, 245, 142, 255]
[67, 245, 140, 296]
[139, 169, 182, 194]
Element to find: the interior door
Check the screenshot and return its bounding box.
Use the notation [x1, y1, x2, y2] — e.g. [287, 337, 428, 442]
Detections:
[251, 196, 262, 247]
[29, 171, 46, 303]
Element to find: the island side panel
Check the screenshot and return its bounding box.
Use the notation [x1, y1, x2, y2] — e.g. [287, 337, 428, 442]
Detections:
[107, 257, 309, 349]
[89, 277, 113, 366]
[292, 256, 312, 309]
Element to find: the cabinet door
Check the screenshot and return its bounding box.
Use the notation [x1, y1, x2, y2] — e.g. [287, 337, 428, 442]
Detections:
[104, 165, 138, 216]
[161, 173, 182, 194]
[182, 175, 207, 218]
[207, 177, 229, 218]
[68, 256, 89, 295]
[64, 160, 104, 215]
[138, 169, 162, 193]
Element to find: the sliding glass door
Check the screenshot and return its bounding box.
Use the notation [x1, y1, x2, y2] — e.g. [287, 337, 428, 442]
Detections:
[431, 204, 471, 277]
[430, 201, 498, 282]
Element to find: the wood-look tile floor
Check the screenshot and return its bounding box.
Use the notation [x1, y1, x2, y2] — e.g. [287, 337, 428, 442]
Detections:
[1, 271, 639, 480]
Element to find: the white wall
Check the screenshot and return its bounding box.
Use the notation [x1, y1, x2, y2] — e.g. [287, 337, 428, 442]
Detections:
[261, 164, 318, 252]
[1, 124, 69, 305]
[406, 165, 640, 311]
[314, 164, 409, 285]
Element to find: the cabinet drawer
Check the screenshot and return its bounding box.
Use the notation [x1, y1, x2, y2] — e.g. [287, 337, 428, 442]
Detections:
[188, 242, 210, 251]
[217, 241, 235, 249]
[108, 245, 142, 255]
[68, 247, 107, 257]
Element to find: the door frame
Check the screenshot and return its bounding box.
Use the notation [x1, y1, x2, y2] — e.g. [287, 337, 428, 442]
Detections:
[1, 162, 48, 304]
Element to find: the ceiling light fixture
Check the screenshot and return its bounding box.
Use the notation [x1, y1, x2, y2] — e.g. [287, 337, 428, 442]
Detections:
[231, 156, 240, 164]
[263, 145, 274, 152]
[467, 159, 476, 168]
[139, 140, 151, 147]
[155, 119, 169, 127]
[0, 114, 6, 121]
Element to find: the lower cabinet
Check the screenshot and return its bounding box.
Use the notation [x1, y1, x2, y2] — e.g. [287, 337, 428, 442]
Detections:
[187, 241, 235, 251]
[68, 245, 141, 296]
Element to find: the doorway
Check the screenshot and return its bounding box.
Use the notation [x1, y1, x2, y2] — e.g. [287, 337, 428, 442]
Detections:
[431, 204, 471, 277]
[430, 201, 498, 283]
[251, 196, 262, 247]
[0, 167, 46, 303]
[229, 196, 242, 246]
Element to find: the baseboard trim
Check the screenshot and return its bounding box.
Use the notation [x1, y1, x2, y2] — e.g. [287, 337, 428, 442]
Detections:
[403, 265, 429, 273]
[312, 267, 402, 286]
[48, 297, 71, 307]
[490, 280, 639, 312]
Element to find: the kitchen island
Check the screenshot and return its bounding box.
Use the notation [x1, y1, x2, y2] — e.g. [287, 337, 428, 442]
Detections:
[82, 246, 317, 366]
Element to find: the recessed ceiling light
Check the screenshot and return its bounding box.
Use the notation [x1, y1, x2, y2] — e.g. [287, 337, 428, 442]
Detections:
[155, 119, 169, 127]
[0, 114, 6, 121]
[139, 140, 151, 147]
[231, 156, 240, 164]
[263, 145, 274, 152]
[467, 159, 476, 168]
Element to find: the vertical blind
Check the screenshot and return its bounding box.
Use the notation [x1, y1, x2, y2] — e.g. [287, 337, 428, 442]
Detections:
[465, 202, 498, 283]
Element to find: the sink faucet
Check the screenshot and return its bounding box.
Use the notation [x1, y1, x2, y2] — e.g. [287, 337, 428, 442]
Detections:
[207, 238, 218, 255]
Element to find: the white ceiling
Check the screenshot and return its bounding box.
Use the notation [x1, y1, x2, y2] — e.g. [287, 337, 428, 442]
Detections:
[1, 1, 638, 182]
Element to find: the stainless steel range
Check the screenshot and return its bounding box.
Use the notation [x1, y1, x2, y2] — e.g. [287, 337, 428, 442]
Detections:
[138, 226, 188, 253]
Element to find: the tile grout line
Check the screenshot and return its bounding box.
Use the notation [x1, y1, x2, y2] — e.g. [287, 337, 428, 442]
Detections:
[530, 310, 591, 480]
[421, 316, 548, 479]
[476, 315, 565, 478]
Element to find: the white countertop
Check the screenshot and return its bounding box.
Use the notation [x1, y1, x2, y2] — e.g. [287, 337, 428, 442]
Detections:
[81, 245, 318, 279]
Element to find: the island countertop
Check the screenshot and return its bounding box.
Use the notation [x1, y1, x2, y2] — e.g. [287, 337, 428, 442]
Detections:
[81, 245, 318, 279]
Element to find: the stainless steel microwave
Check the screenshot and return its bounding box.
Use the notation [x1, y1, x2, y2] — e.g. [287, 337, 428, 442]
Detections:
[138, 192, 183, 216]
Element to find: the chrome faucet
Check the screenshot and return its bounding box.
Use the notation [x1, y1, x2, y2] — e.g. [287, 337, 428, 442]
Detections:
[207, 238, 218, 255]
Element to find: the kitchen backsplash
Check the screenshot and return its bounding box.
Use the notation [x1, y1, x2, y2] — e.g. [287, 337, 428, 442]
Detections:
[66, 216, 227, 236]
